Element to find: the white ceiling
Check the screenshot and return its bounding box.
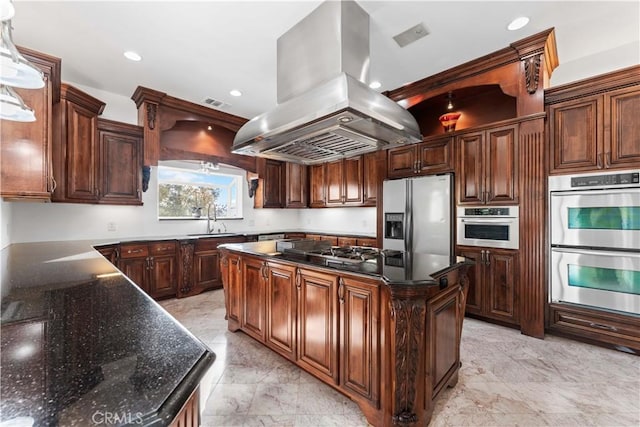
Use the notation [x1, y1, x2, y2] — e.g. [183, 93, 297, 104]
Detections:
[11, 1, 640, 120]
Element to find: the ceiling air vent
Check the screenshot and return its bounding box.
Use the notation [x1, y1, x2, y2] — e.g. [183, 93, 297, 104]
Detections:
[393, 23, 429, 48]
[203, 97, 230, 109]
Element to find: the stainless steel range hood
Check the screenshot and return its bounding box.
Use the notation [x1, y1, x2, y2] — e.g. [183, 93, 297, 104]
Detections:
[232, 0, 422, 165]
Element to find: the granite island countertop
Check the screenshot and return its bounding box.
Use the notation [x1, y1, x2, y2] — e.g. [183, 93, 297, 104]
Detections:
[218, 240, 471, 285]
[0, 241, 215, 426]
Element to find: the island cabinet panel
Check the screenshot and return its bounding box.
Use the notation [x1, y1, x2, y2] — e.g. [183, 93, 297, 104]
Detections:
[297, 268, 339, 384]
[339, 277, 380, 405]
[265, 262, 297, 360]
[242, 257, 267, 340]
[223, 252, 243, 328]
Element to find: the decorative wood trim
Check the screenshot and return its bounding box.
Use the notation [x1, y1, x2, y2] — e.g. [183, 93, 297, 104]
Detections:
[523, 54, 542, 94]
[18, 46, 62, 103]
[160, 146, 257, 173]
[97, 118, 143, 136]
[518, 120, 546, 338]
[146, 103, 157, 130]
[60, 83, 106, 115]
[545, 65, 640, 104]
[179, 241, 195, 297]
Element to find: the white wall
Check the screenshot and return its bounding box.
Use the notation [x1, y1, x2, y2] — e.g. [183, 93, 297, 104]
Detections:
[0, 199, 11, 249]
[71, 82, 138, 124]
[299, 207, 376, 237]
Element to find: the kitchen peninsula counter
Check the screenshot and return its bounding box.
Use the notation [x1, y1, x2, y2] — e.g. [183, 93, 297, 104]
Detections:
[0, 241, 214, 426]
[218, 241, 473, 427]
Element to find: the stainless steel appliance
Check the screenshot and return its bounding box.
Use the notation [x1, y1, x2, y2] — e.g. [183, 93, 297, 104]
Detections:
[456, 206, 519, 249]
[549, 169, 640, 315]
[383, 174, 453, 256]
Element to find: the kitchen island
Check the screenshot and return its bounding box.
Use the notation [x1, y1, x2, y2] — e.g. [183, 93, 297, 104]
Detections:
[0, 241, 214, 427]
[219, 240, 473, 427]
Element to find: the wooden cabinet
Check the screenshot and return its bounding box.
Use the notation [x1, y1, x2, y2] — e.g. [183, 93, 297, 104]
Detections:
[546, 69, 640, 174]
[362, 152, 379, 206]
[356, 237, 377, 247]
[337, 237, 357, 247]
[222, 252, 243, 326]
[305, 234, 339, 245]
[97, 119, 143, 205]
[241, 256, 267, 340]
[255, 158, 285, 208]
[297, 268, 339, 384]
[387, 136, 454, 178]
[326, 156, 363, 206]
[339, 277, 379, 404]
[119, 242, 178, 299]
[285, 162, 308, 208]
[265, 261, 297, 360]
[457, 246, 519, 325]
[309, 163, 326, 207]
[456, 124, 518, 205]
[1, 48, 60, 201]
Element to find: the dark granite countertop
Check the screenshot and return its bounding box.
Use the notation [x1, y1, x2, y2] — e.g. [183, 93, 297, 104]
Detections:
[218, 241, 471, 285]
[0, 241, 215, 427]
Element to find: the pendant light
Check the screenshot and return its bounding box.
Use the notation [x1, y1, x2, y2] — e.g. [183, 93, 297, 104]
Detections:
[0, 84, 35, 122]
[0, 19, 44, 89]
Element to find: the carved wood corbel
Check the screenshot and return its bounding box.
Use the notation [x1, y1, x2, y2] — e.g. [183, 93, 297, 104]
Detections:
[523, 54, 542, 94]
[146, 103, 157, 130]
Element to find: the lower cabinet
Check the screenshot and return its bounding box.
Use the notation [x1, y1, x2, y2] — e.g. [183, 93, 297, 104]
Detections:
[265, 262, 297, 360]
[242, 256, 267, 341]
[297, 268, 340, 384]
[119, 242, 178, 299]
[457, 246, 519, 325]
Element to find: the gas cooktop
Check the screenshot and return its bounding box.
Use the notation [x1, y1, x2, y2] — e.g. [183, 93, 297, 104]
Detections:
[276, 239, 380, 264]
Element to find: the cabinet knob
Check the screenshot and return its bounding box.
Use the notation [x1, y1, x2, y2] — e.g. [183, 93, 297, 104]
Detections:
[597, 153, 604, 169]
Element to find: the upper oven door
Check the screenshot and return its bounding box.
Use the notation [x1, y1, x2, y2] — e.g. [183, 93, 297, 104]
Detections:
[550, 188, 640, 250]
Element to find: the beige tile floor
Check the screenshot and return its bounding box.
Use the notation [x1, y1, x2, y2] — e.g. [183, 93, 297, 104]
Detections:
[160, 290, 640, 427]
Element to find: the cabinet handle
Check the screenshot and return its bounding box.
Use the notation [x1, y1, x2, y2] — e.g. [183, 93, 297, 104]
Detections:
[50, 176, 57, 193]
[485, 250, 490, 266]
[295, 269, 301, 290]
[145, 257, 150, 270]
[237, 258, 241, 272]
[261, 262, 268, 279]
[589, 322, 617, 332]
[597, 153, 604, 169]
[604, 152, 611, 168]
[485, 191, 491, 203]
[137, 189, 141, 198]
[338, 278, 345, 304]
[128, 248, 144, 254]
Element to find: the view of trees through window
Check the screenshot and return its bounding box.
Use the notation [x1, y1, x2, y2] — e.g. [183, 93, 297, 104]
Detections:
[157, 164, 242, 219]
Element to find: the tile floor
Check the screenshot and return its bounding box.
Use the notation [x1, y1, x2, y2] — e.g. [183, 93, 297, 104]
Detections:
[160, 290, 640, 427]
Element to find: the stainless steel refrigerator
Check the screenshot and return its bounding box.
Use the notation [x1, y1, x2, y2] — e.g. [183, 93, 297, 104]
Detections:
[382, 174, 453, 256]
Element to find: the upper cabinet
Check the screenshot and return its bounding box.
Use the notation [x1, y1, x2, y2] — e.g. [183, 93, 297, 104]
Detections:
[387, 136, 454, 179]
[1, 48, 61, 201]
[52, 85, 143, 205]
[457, 123, 518, 205]
[546, 66, 640, 175]
[362, 152, 379, 206]
[309, 163, 326, 208]
[326, 157, 363, 206]
[285, 162, 308, 208]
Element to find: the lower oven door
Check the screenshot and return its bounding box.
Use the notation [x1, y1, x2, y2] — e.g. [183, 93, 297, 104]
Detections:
[550, 188, 640, 250]
[550, 247, 640, 315]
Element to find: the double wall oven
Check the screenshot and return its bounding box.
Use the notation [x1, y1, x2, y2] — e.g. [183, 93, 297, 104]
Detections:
[549, 170, 640, 316]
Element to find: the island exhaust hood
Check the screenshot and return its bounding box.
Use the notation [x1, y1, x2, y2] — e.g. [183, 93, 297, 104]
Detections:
[232, 0, 422, 165]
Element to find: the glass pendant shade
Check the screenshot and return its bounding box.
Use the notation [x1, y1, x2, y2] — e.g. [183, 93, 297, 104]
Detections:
[0, 0, 15, 21]
[0, 20, 44, 89]
[0, 84, 35, 122]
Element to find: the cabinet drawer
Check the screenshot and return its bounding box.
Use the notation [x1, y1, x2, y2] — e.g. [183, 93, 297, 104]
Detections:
[549, 303, 640, 351]
[150, 241, 177, 255]
[120, 244, 149, 258]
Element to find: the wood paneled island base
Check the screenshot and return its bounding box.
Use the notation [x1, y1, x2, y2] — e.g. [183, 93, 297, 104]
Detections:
[219, 242, 472, 426]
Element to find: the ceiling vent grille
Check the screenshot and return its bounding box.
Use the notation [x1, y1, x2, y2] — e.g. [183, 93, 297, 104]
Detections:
[203, 97, 230, 109]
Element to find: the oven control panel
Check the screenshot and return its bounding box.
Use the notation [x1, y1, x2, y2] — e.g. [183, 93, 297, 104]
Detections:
[571, 172, 639, 188]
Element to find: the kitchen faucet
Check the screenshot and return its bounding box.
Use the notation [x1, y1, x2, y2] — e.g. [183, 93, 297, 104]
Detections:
[206, 203, 227, 234]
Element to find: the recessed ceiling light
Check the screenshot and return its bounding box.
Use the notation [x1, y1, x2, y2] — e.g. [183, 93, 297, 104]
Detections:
[369, 81, 382, 89]
[123, 51, 142, 62]
[229, 89, 242, 97]
[507, 17, 530, 31]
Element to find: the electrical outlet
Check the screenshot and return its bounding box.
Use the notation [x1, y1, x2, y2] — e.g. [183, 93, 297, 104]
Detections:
[107, 222, 117, 232]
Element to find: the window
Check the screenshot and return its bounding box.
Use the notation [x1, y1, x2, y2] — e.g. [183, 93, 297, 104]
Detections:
[157, 162, 243, 219]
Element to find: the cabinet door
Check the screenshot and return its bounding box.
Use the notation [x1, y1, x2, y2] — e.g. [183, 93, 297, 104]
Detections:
[417, 137, 454, 175]
[297, 269, 339, 384]
[485, 249, 518, 324]
[226, 254, 243, 323]
[119, 257, 149, 294]
[99, 124, 142, 205]
[362, 152, 378, 206]
[387, 145, 416, 178]
[285, 163, 308, 208]
[485, 124, 518, 205]
[606, 87, 640, 169]
[456, 247, 483, 315]
[325, 160, 344, 205]
[265, 262, 297, 360]
[337, 237, 358, 247]
[343, 156, 363, 205]
[262, 159, 284, 208]
[309, 164, 326, 207]
[193, 250, 221, 292]
[456, 132, 484, 205]
[548, 96, 603, 174]
[65, 102, 99, 201]
[339, 277, 379, 404]
[0, 50, 54, 200]
[242, 257, 267, 340]
[149, 255, 177, 299]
